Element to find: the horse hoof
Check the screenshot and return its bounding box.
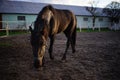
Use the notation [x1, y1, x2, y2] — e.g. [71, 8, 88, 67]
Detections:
[50, 56, 54, 60]
[72, 49, 76, 53]
[61, 58, 67, 63]
[61, 56, 66, 61]
[62, 60, 66, 63]
[61, 54, 67, 60]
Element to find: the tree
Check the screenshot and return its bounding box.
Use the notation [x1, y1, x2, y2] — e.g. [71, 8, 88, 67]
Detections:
[103, 1, 120, 26]
[86, 0, 99, 30]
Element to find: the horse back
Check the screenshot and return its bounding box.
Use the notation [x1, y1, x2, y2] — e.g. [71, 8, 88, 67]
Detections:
[51, 9, 76, 34]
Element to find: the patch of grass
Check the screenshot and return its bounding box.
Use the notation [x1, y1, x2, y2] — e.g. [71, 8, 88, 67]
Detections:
[9, 30, 28, 35]
[0, 43, 13, 47]
[81, 28, 101, 32]
[77, 28, 120, 32]
[0, 31, 6, 36]
[0, 30, 28, 36]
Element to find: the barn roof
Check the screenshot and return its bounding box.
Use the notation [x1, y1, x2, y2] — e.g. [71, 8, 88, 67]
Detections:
[0, 1, 106, 16]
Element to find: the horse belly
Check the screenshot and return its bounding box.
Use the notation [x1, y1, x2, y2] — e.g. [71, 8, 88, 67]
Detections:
[57, 23, 69, 33]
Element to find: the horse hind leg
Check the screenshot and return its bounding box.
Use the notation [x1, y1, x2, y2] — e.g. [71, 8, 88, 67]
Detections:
[62, 32, 75, 60]
[62, 22, 76, 60]
[62, 38, 70, 60]
[71, 26, 76, 53]
[62, 31, 71, 60]
[49, 35, 55, 60]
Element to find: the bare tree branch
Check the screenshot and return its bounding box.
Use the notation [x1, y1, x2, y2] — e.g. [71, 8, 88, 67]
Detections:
[86, 0, 99, 30]
[103, 1, 120, 25]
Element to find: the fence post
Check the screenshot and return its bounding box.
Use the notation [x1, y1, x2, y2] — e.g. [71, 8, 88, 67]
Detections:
[99, 23, 101, 32]
[6, 22, 9, 36]
[79, 25, 81, 32]
[87, 25, 89, 32]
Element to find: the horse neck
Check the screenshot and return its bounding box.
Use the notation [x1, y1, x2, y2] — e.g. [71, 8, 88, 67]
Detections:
[43, 26, 49, 40]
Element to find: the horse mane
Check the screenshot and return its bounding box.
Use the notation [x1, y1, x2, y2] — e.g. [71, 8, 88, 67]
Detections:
[46, 5, 55, 13]
[43, 5, 54, 11]
[34, 5, 55, 34]
[36, 5, 54, 22]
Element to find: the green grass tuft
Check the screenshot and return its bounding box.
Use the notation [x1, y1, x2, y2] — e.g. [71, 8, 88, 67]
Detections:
[77, 28, 120, 32]
[0, 43, 13, 47]
[0, 30, 28, 36]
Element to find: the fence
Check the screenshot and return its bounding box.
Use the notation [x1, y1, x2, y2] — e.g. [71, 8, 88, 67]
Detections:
[77, 22, 111, 32]
[0, 21, 32, 36]
[0, 21, 119, 36]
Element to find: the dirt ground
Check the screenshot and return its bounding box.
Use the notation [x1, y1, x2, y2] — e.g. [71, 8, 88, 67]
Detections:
[0, 32, 120, 80]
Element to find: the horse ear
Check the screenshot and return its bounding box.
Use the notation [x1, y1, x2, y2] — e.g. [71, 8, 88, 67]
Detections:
[48, 5, 54, 14]
[29, 26, 33, 33]
[48, 5, 53, 10]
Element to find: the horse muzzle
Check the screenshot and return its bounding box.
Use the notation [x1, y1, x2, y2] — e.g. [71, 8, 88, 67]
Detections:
[34, 57, 44, 68]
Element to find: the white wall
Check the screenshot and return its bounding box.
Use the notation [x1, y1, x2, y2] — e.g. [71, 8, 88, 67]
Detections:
[76, 16, 92, 28]
[2, 14, 111, 29]
[76, 16, 110, 29]
[2, 14, 37, 29]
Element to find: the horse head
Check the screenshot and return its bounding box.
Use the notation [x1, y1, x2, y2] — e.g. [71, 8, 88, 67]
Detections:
[29, 13, 50, 68]
[29, 6, 53, 68]
[29, 25, 47, 68]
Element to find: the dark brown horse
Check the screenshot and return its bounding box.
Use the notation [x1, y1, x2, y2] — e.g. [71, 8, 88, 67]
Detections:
[29, 5, 77, 68]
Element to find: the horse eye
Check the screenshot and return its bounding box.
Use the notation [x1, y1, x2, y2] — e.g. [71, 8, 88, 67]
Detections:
[40, 31, 44, 35]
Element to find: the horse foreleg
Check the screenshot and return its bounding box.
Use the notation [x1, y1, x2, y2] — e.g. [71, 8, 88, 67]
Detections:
[49, 35, 55, 60]
[62, 39, 70, 60]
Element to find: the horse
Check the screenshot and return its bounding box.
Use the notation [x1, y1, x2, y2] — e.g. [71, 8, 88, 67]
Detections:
[29, 5, 77, 68]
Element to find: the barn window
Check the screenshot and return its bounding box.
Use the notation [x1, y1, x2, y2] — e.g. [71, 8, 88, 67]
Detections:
[99, 18, 103, 22]
[17, 16, 25, 20]
[83, 18, 88, 21]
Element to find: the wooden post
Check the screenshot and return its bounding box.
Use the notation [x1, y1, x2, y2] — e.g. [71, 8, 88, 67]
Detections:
[87, 23, 89, 32]
[79, 25, 81, 32]
[6, 22, 9, 36]
[99, 23, 101, 32]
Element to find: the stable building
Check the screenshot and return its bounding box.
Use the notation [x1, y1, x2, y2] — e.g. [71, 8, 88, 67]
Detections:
[0, 1, 110, 29]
